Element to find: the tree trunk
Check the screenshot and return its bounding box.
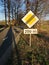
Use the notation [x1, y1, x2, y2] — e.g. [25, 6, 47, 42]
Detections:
[26, 0, 30, 13]
[17, 7, 19, 24]
[12, 7, 13, 21]
[34, 0, 38, 15]
[7, 0, 10, 23]
[4, 0, 7, 25]
[15, 5, 16, 23]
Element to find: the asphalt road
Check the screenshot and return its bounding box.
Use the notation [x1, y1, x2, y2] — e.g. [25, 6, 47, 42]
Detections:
[0, 27, 13, 57]
[0, 26, 22, 65]
[0, 27, 9, 45]
[0, 27, 13, 65]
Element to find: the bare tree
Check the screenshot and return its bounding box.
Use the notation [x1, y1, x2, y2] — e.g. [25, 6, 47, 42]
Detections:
[7, 0, 10, 23]
[4, 0, 7, 25]
[26, 0, 31, 13]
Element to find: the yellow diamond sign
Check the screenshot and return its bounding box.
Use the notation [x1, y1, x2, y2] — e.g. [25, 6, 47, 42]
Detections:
[22, 10, 39, 28]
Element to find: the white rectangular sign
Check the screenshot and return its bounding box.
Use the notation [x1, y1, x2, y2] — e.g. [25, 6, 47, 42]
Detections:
[24, 29, 38, 34]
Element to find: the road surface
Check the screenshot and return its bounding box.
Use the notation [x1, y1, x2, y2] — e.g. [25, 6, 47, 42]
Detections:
[0, 26, 22, 65]
[0, 27, 9, 46]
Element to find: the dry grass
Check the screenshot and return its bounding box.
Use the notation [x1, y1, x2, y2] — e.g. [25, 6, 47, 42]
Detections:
[17, 20, 49, 65]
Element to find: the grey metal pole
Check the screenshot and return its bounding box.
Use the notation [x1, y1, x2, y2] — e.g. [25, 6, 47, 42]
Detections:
[30, 34, 31, 46]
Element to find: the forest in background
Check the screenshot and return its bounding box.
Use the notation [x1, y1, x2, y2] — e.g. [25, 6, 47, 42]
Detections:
[0, 0, 49, 25]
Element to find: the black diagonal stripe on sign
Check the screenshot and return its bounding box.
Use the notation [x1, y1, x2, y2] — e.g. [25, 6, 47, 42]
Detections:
[26, 15, 35, 24]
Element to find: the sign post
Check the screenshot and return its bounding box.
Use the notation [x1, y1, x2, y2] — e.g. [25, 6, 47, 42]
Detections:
[24, 29, 38, 46]
[22, 10, 39, 46]
[30, 34, 31, 47]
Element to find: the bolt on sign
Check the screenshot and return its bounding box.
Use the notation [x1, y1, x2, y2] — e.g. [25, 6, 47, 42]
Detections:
[22, 10, 39, 28]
